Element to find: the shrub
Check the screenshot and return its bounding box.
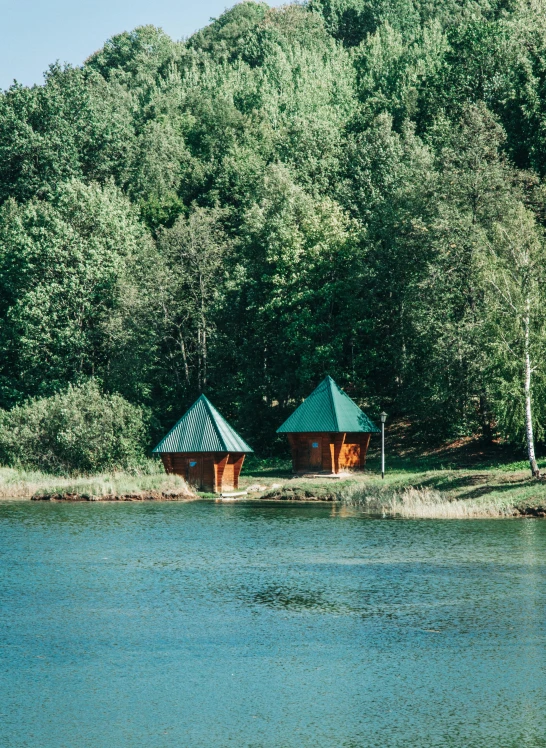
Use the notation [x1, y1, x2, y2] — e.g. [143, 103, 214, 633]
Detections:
[0, 381, 148, 474]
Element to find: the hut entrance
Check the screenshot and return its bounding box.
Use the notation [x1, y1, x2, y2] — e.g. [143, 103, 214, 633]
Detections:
[308, 438, 322, 469]
[187, 458, 202, 488]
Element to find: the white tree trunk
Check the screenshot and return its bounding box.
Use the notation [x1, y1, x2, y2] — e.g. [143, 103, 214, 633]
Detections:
[180, 337, 190, 385]
[524, 304, 540, 478]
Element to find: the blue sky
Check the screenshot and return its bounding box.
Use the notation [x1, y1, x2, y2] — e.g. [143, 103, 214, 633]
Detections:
[1, 0, 283, 91]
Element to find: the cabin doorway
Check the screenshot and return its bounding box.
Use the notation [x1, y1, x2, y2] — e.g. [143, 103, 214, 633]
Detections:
[308, 438, 322, 469]
[187, 457, 202, 488]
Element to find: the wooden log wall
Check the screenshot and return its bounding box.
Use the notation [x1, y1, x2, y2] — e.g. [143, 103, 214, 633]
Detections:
[285, 432, 373, 473]
[160, 452, 245, 492]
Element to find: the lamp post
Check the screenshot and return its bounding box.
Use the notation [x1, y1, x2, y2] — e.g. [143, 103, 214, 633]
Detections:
[380, 412, 387, 479]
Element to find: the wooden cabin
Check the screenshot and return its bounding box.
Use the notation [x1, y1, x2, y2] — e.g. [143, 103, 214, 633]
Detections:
[153, 395, 253, 493]
[277, 376, 379, 474]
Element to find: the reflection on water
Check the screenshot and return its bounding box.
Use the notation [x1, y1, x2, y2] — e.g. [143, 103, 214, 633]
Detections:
[0, 501, 545, 748]
[250, 585, 344, 614]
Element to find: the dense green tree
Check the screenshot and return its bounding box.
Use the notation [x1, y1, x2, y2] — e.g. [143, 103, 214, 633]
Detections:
[213, 164, 366, 446]
[85, 25, 182, 85]
[157, 207, 230, 396]
[0, 65, 135, 204]
[403, 104, 518, 436]
[347, 119, 435, 411]
[0, 180, 155, 406]
[0, 380, 148, 474]
[188, 2, 269, 61]
[308, 0, 420, 46]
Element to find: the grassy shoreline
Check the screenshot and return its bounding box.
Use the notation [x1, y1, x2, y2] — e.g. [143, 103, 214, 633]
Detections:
[238, 455, 546, 518]
[2, 452, 546, 517]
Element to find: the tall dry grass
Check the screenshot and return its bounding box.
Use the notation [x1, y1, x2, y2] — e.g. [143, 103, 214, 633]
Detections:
[343, 485, 515, 518]
[0, 464, 192, 500]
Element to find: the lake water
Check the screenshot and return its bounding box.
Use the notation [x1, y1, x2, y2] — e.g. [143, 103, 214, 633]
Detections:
[1, 501, 545, 748]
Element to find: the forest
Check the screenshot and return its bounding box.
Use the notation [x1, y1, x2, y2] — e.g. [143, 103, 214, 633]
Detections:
[1, 0, 546, 471]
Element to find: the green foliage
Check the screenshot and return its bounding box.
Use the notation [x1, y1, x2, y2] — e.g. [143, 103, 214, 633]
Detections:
[0, 65, 135, 202]
[308, 0, 419, 46]
[85, 25, 182, 84]
[0, 381, 148, 474]
[1, 0, 546, 458]
[0, 179, 156, 407]
[188, 2, 269, 60]
[156, 206, 229, 395]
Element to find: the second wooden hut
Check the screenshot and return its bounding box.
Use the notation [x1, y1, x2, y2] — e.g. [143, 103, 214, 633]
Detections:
[277, 376, 379, 474]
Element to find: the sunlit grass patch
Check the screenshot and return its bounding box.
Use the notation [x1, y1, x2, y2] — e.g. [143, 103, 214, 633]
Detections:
[242, 457, 546, 517]
[343, 485, 518, 518]
[0, 461, 193, 500]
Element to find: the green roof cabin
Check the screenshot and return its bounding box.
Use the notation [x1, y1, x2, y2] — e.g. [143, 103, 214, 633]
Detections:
[153, 395, 253, 493]
[277, 376, 380, 474]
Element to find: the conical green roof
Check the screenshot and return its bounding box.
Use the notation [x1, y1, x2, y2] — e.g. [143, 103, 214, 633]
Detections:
[153, 395, 253, 454]
[276, 376, 380, 434]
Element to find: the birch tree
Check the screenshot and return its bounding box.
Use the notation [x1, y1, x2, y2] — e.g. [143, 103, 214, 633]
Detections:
[158, 207, 228, 394]
[483, 204, 546, 477]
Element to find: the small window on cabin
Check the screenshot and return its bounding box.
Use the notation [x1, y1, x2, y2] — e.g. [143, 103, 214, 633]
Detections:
[189, 461, 197, 467]
[312, 442, 319, 448]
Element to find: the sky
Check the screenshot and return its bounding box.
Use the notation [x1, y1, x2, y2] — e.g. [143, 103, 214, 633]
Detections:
[1, 0, 283, 91]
